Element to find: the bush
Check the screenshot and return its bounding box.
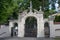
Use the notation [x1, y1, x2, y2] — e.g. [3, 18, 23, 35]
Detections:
[54, 16, 60, 22]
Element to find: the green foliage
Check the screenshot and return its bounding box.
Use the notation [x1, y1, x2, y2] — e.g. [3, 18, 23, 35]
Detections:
[19, 0, 49, 11]
[44, 10, 49, 18]
[32, 0, 40, 10]
[0, 0, 18, 24]
[0, 0, 57, 24]
[54, 16, 60, 22]
[58, 0, 60, 6]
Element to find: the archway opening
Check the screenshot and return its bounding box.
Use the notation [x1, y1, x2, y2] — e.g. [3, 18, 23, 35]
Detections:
[44, 22, 50, 38]
[11, 23, 18, 37]
[24, 16, 37, 37]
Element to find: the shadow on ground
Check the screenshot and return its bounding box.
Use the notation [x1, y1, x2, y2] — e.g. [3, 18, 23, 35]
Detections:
[0, 38, 5, 40]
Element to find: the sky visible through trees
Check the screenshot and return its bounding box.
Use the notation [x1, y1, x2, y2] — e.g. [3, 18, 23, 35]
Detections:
[49, 0, 59, 11]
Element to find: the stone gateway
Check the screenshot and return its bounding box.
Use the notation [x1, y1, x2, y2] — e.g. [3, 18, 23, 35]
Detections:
[9, 1, 60, 38]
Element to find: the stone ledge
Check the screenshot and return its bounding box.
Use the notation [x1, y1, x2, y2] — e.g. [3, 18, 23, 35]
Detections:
[54, 22, 60, 24]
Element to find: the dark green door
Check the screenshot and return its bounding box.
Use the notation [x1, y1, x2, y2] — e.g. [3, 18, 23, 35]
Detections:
[24, 17, 37, 37]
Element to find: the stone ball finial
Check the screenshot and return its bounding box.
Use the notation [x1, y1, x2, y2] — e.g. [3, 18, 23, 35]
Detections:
[39, 6, 42, 11]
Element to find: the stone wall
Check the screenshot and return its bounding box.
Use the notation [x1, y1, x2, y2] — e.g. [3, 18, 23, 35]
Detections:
[54, 24, 60, 37]
[49, 20, 60, 37]
[0, 25, 10, 37]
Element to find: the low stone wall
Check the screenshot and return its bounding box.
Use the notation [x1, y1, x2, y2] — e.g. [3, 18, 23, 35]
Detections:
[54, 24, 60, 37]
[0, 25, 10, 38]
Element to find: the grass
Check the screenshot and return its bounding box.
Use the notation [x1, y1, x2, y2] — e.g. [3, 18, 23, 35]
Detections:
[55, 38, 60, 40]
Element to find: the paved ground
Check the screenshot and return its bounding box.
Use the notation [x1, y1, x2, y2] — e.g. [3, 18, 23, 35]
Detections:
[0, 37, 55, 40]
[37, 38, 55, 40]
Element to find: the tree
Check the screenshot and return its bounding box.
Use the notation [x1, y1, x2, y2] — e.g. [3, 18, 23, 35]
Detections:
[0, 0, 19, 27]
[58, 0, 60, 6]
[54, 15, 60, 22]
[17, 0, 50, 18]
[0, 0, 56, 26]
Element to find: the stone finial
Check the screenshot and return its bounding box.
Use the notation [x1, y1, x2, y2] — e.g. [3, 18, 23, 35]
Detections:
[39, 6, 42, 11]
[30, 1, 32, 12]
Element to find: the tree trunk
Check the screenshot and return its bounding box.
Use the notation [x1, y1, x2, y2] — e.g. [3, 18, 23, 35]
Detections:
[42, 0, 44, 11]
